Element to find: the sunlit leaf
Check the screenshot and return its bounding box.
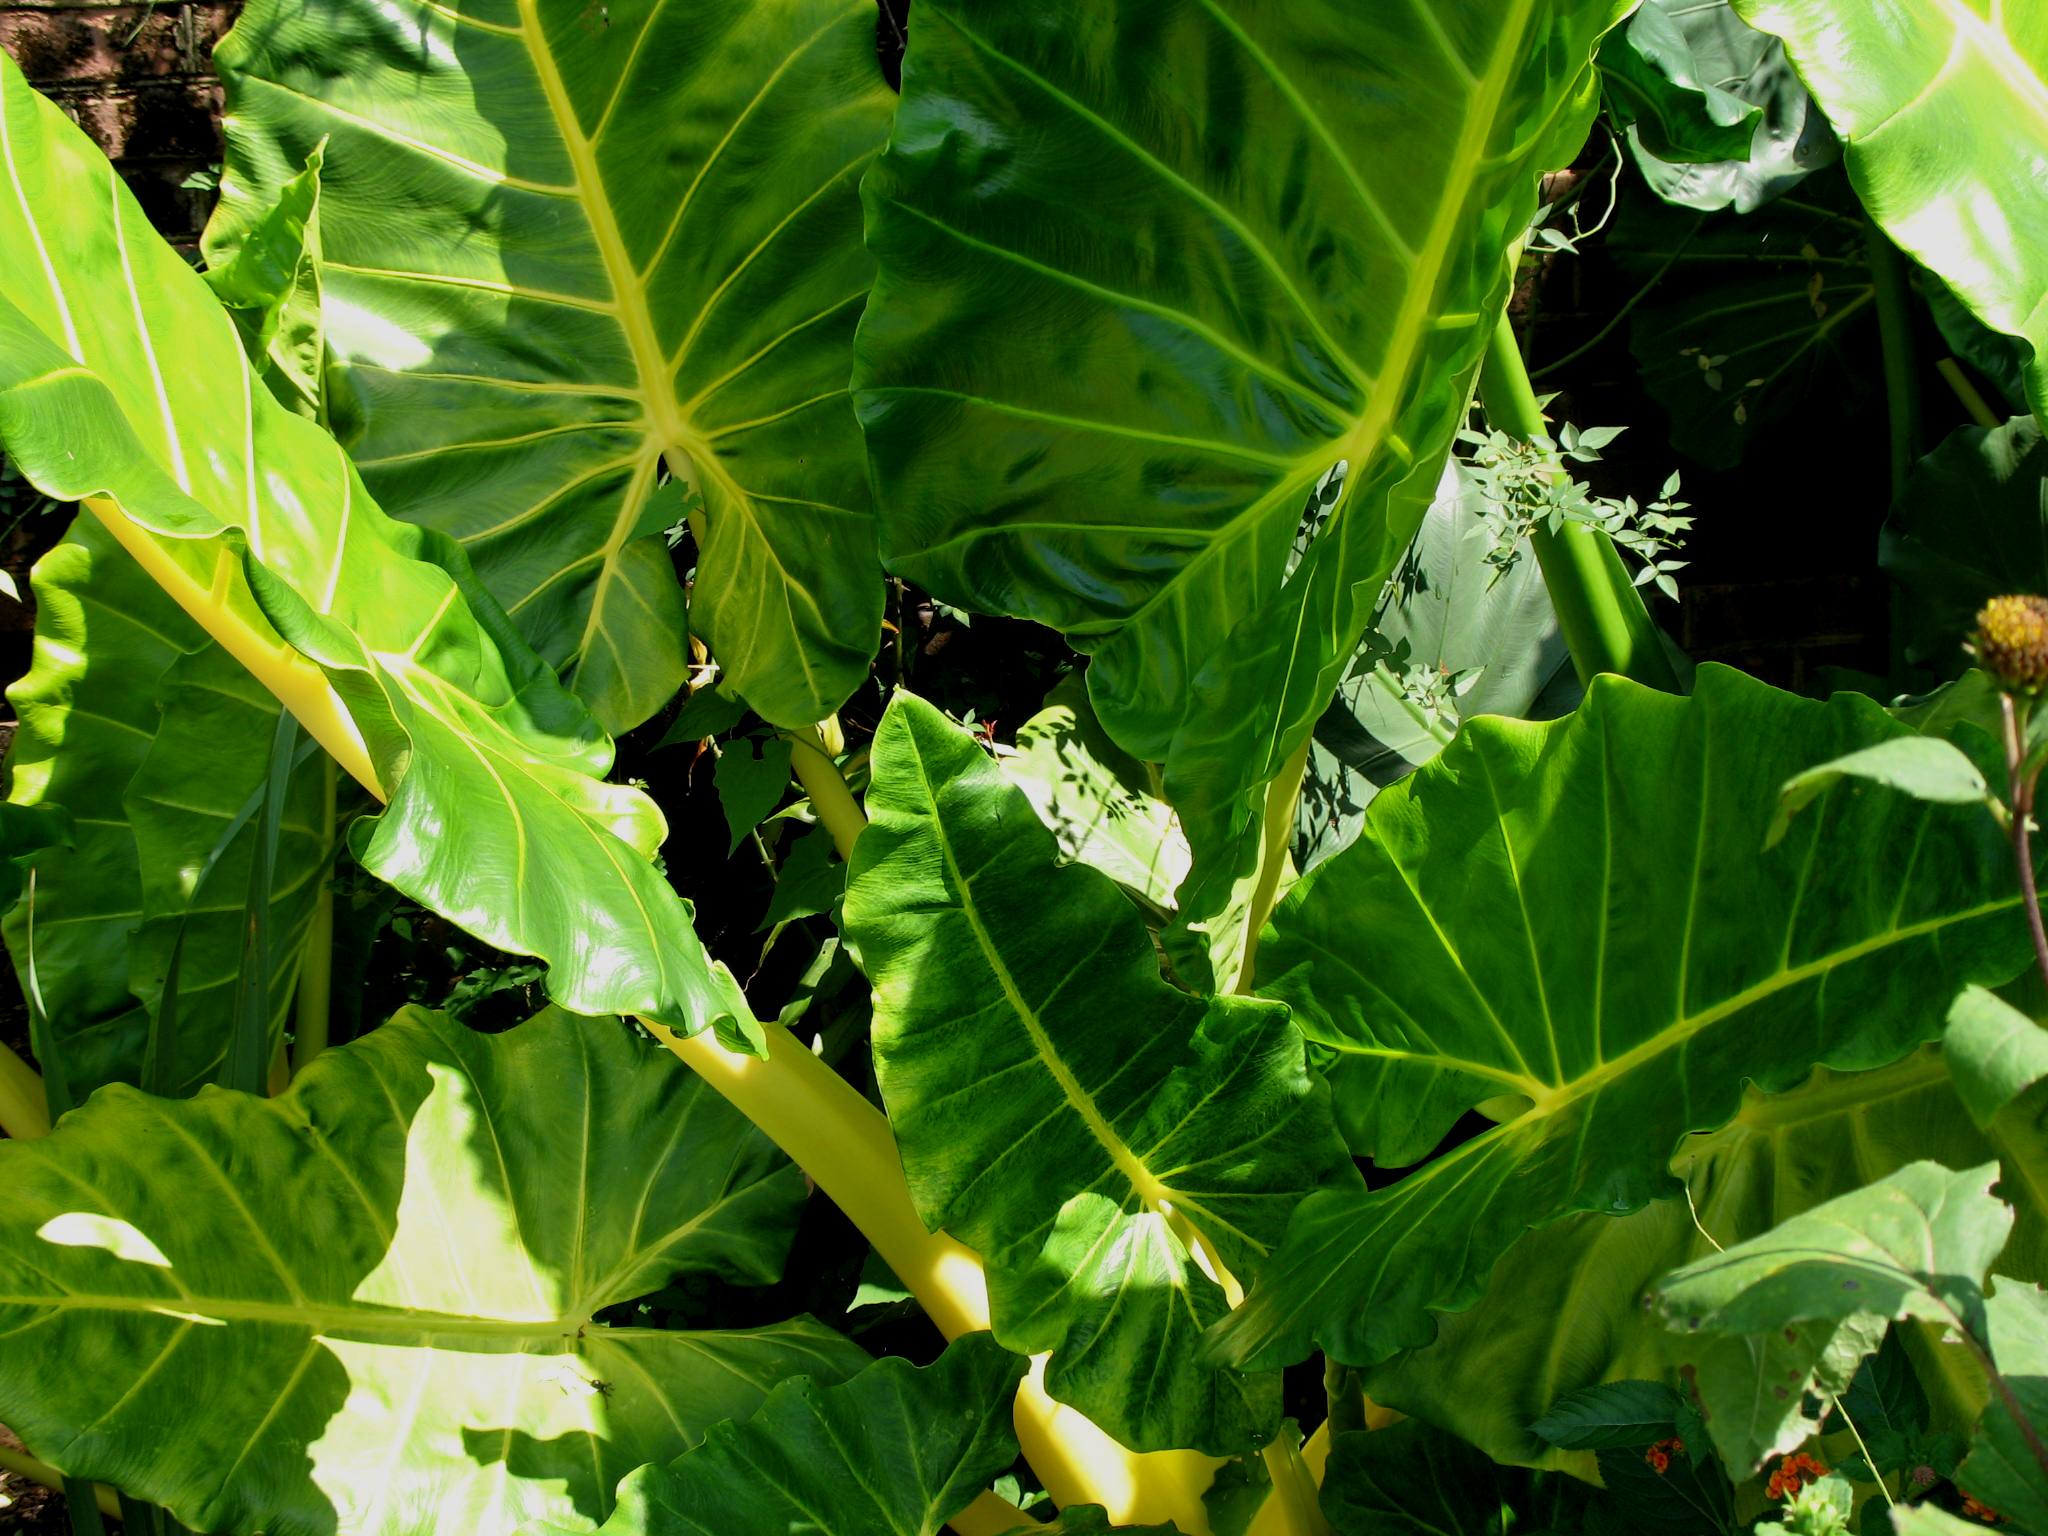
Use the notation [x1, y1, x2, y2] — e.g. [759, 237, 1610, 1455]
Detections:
[0, 1006, 864, 1535]
[207, 0, 895, 731]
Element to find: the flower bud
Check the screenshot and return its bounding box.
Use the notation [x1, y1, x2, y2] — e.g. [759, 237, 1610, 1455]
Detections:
[1973, 594, 2048, 691]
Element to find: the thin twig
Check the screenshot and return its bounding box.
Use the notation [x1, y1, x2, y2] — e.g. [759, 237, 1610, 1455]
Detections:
[1999, 693, 2048, 993]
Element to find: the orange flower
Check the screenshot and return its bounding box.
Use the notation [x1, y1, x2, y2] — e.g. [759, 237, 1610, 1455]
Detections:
[1765, 1451, 1829, 1500]
[1644, 1437, 1685, 1476]
[1961, 1495, 2004, 1524]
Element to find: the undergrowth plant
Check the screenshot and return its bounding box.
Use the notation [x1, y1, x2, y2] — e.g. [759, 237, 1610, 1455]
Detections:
[0, 1, 2044, 1534]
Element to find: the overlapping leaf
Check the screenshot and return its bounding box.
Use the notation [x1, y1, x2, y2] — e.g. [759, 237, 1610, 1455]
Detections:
[1732, 0, 2048, 421]
[842, 694, 1359, 1455]
[1297, 459, 1572, 874]
[855, 0, 1630, 981]
[1361, 1047, 2048, 1467]
[1651, 1162, 2013, 1469]
[572, 1335, 1026, 1536]
[1, 520, 329, 1103]
[1600, 0, 1836, 212]
[207, 0, 895, 731]
[1214, 665, 2031, 1371]
[0, 50, 749, 1038]
[0, 1005, 865, 1535]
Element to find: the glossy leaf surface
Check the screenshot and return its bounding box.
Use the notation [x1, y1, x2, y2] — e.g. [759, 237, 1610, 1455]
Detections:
[208, 0, 895, 731]
[576, 1335, 1025, 1536]
[1357, 1047, 2048, 1468]
[1652, 1161, 2011, 1469]
[1602, 0, 1835, 211]
[0, 50, 749, 1039]
[1296, 460, 1571, 875]
[1, 520, 328, 1102]
[1217, 665, 2029, 1371]
[0, 1005, 865, 1535]
[843, 693, 1358, 1454]
[856, 0, 1629, 970]
[1732, 0, 2048, 421]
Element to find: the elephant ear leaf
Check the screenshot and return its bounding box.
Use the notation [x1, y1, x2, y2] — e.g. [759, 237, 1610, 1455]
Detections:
[0, 48, 750, 1041]
[574, 1335, 1026, 1536]
[0, 1005, 869, 1536]
[853, 0, 1633, 987]
[206, 0, 896, 733]
[1731, 0, 2048, 421]
[1214, 665, 2030, 1373]
[843, 692, 1359, 1456]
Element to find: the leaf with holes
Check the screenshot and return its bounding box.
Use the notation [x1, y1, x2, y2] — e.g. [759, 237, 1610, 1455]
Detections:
[854, 0, 1632, 986]
[842, 692, 1359, 1455]
[1212, 665, 2031, 1373]
[206, 0, 895, 732]
[0, 1005, 866, 1536]
[0, 47, 751, 1041]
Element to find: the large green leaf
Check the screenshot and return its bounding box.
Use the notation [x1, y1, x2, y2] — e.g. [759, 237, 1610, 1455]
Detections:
[206, 0, 895, 732]
[1600, 0, 1837, 212]
[0, 48, 749, 1039]
[854, 0, 1630, 980]
[1319, 1420, 1595, 1535]
[1881, 416, 2048, 680]
[1359, 1046, 2048, 1467]
[1731, 0, 2048, 422]
[1650, 1162, 2015, 1470]
[571, 1335, 1026, 1536]
[1213, 664, 2030, 1372]
[1, 519, 329, 1103]
[0, 1005, 865, 1535]
[1296, 459, 1572, 875]
[842, 693, 1359, 1455]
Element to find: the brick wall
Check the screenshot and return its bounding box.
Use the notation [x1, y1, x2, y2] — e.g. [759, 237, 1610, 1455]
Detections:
[0, 0, 240, 247]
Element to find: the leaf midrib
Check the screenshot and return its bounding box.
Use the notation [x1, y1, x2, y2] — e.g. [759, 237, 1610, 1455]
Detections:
[3, 1290, 584, 1338]
[899, 723, 1175, 1216]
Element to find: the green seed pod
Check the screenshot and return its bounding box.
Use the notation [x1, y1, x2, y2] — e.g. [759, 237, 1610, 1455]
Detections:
[1973, 594, 2048, 691]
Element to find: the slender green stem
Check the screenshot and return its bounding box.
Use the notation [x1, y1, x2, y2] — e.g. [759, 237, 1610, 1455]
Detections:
[1866, 219, 1922, 504]
[0, 1447, 119, 1518]
[1479, 315, 1680, 693]
[1938, 358, 2004, 431]
[1235, 735, 1312, 993]
[291, 761, 337, 1077]
[0, 1037, 49, 1140]
[1532, 215, 1702, 381]
[1999, 694, 2048, 995]
[786, 726, 865, 863]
